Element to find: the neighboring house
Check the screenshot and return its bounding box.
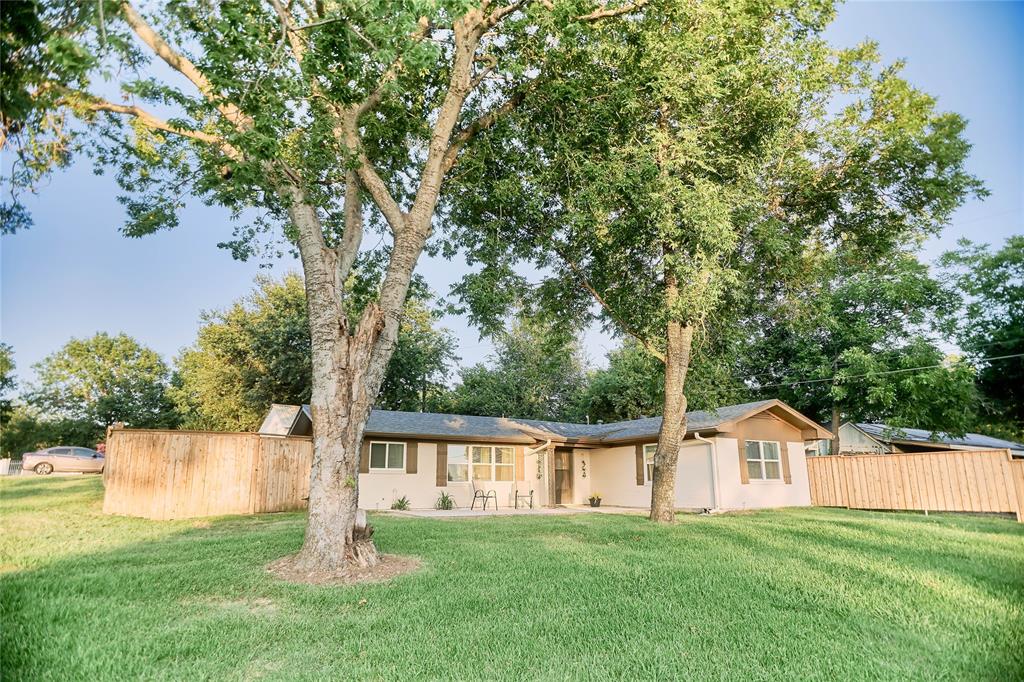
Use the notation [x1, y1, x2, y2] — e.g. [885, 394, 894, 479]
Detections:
[832, 422, 1024, 459]
[259, 399, 832, 512]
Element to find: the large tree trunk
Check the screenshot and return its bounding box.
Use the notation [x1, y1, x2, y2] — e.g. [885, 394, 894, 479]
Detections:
[295, 320, 386, 573]
[280, 186, 415, 574]
[649, 316, 695, 523]
[280, 10, 487, 575]
[648, 217, 697, 523]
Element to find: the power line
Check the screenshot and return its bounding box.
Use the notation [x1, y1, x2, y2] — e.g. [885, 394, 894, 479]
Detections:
[753, 352, 1024, 389]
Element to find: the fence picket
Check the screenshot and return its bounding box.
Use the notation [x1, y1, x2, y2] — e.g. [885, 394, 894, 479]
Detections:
[806, 450, 1021, 521]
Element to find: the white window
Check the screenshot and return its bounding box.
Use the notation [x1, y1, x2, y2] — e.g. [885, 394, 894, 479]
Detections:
[448, 445, 469, 482]
[369, 441, 405, 471]
[643, 444, 657, 484]
[449, 445, 514, 482]
[494, 446, 514, 481]
[745, 440, 781, 480]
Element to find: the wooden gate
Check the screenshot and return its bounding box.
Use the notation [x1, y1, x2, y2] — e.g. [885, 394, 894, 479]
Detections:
[806, 449, 1024, 521]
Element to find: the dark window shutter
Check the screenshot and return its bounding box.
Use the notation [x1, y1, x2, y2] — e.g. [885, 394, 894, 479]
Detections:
[435, 443, 447, 487]
[406, 441, 418, 474]
[635, 444, 644, 485]
[359, 440, 370, 474]
[738, 441, 750, 484]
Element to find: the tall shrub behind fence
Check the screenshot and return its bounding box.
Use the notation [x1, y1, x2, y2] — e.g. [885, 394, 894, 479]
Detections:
[806, 449, 1024, 521]
[102, 427, 312, 520]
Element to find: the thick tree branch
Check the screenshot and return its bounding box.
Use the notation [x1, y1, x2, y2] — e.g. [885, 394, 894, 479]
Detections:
[120, 1, 252, 130]
[578, 0, 648, 21]
[78, 95, 242, 160]
[554, 245, 666, 362]
[268, 0, 309, 64]
[406, 9, 488, 231]
[442, 87, 528, 174]
[336, 170, 364, 287]
[354, 16, 431, 119]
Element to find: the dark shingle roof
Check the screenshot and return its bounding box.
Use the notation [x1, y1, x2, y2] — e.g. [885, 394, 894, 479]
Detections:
[261, 399, 784, 443]
[855, 423, 1024, 454]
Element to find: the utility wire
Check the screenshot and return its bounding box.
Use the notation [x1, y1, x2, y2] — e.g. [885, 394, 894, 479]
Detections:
[753, 352, 1024, 389]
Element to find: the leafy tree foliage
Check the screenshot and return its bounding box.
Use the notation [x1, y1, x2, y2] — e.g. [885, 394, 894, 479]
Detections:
[577, 336, 747, 424]
[9, 0, 648, 570]
[27, 332, 177, 442]
[0, 343, 14, 415]
[377, 302, 459, 414]
[742, 251, 979, 438]
[172, 273, 457, 430]
[446, 318, 586, 421]
[941, 236, 1024, 439]
[0, 0, 102, 233]
[171, 274, 314, 431]
[576, 340, 664, 423]
[446, 0, 982, 519]
[0, 403, 104, 457]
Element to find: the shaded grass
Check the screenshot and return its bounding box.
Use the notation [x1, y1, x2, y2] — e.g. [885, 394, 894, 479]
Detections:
[1, 477, 1022, 680]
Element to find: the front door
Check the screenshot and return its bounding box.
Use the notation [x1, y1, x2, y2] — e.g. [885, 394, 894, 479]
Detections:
[554, 448, 573, 504]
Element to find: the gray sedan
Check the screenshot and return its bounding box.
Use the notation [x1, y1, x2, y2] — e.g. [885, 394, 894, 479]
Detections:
[22, 447, 105, 475]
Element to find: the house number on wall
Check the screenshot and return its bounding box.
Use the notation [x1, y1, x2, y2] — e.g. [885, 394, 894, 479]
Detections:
[581, 461, 587, 478]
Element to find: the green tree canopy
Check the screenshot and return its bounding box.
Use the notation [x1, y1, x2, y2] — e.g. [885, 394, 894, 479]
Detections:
[172, 273, 457, 431]
[742, 250, 979, 437]
[6, 0, 650, 569]
[444, 0, 983, 520]
[28, 332, 177, 439]
[447, 318, 586, 422]
[941, 235, 1024, 439]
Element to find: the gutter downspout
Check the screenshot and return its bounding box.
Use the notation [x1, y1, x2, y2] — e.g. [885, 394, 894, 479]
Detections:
[694, 431, 722, 513]
[525, 440, 552, 458]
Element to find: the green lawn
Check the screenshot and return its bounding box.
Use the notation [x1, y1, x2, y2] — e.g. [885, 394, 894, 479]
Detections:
[2, 477, 1022, 681]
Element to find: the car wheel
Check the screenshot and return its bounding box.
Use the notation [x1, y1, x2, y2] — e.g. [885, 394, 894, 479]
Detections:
[34, 462, 54, 475]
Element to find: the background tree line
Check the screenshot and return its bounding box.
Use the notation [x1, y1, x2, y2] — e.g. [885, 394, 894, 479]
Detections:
[1, 232, 1019, 458]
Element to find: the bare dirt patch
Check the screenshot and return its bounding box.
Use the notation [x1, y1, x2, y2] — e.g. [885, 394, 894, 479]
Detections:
[186, 596, 279, 615]
[267, 553, 422, 586]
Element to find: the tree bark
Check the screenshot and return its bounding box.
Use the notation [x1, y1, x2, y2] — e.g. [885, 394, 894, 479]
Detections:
[649, 318, 694, 523]
[275, 9, 490, 575]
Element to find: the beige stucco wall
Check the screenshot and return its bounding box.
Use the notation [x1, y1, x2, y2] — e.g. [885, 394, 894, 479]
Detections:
[589, 445, 650, 508]
[358, 441, 541, 510]
[588, 442, 715, 510]
[358, 441, 440, 510]
[714, 438, 811, 509]
[357, 424, 813, 512]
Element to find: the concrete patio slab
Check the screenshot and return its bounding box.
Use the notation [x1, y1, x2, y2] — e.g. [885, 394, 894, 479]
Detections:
[378, 505, 649, 519]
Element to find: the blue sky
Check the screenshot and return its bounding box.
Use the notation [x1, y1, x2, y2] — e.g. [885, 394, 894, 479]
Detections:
[2, 1, 1022, 386]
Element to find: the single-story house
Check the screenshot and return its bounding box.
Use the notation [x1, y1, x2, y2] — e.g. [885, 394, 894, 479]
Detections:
[259, 399, 832, 512]
[823, 422, 1024, 459]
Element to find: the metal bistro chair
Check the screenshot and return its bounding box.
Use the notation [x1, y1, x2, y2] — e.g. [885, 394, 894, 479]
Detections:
[514, 486, 534, 509]
[471, 479, 498, 510]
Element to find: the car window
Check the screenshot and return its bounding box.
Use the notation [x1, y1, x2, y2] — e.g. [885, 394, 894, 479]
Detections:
[48, 447, 71, 455]
[72, 448, 97, 458]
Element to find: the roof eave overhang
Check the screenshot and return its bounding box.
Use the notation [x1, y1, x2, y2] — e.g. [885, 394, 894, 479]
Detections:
[363, 430, 537, 445]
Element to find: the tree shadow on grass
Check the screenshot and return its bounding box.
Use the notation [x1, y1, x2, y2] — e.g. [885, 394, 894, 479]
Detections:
[3, 503, 1023, 681]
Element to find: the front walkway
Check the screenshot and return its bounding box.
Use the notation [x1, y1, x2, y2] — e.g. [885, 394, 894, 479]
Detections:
[381, 504, 648, 519]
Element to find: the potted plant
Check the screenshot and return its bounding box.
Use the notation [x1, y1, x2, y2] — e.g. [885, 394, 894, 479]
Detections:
[588, 493, 602, 508]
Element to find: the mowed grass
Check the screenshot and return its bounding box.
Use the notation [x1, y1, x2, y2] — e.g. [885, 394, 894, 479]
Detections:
[1, 477, 1022, 681]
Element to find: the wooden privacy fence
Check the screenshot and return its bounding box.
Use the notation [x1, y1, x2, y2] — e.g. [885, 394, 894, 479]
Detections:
[103, 427, 312, 520]
[807, 449, 1024, 521]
